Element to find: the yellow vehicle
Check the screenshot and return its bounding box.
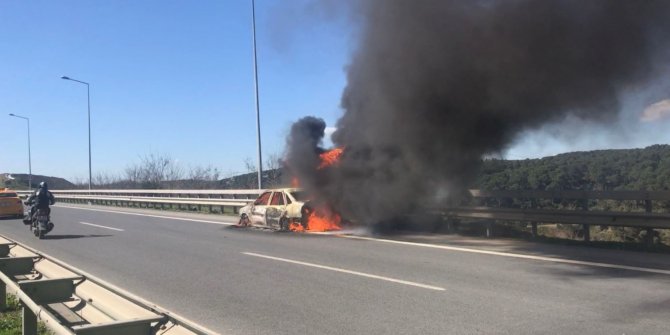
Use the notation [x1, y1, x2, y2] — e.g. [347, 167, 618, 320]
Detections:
[0, 188, 24, 218]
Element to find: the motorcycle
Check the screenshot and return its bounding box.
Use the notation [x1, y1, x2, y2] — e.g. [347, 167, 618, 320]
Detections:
[23, 202, 54, 239]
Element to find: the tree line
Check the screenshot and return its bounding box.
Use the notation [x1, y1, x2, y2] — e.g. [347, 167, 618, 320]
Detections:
[473, 145, 670, 245]
[476, 144, 670, 192]
[73, 153, 286, 190]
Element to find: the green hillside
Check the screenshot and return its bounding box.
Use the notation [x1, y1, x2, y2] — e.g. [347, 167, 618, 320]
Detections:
[476, 144, 670, 191]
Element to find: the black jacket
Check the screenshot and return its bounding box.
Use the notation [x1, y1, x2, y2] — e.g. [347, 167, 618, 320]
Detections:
[27, 189, 56, 209]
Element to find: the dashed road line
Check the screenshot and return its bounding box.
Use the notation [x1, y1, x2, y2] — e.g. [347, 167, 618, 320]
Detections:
[243, 251, 446, 291]
[335, 235, 670, 276]
[79, 221, 125, 232]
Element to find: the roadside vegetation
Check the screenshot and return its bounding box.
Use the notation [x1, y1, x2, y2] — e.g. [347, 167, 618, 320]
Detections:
[477, 144, 670, 192]
[473, 144, 670, 246]
[0, 295, 52, 335]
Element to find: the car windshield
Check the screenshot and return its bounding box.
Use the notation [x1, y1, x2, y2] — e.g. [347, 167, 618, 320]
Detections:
[0, 193, 17, 198]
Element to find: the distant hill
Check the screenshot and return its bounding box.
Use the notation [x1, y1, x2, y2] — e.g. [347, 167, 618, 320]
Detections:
[476, 144, 670, 191]
[3, 144, 669, 192]
[0, 173, 76, 190]
[218, 169, 285, 189]
[78, 169, 287, 190]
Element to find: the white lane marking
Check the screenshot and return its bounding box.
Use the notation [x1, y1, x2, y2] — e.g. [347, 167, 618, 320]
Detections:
[79, 221, 124, 232]
[55, 205, 236, 226]
[243, 252, 446, 291]
[336, 235, 670, 276]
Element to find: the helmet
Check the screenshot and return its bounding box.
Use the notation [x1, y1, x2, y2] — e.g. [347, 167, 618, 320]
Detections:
[39, 181, 48, 189]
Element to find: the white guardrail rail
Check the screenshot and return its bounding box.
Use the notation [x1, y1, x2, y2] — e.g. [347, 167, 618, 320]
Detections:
[17, 189, 264, 214]
[0, 234, 218, 335]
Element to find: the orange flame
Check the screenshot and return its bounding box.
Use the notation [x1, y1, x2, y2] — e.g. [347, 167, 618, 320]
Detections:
[306, 210, 341, 231]
[287, 147, 344, 232]
[289, 208, 341, 232]
[318, 148, 344, 169]
[289, 222, 305, 232]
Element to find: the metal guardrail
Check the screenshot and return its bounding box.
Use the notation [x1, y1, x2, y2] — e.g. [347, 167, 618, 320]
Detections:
[0, 234, 218, 335]
[468, 189, 670, 201]
[447, 207, 670, 229]
[57, 195, 250, 207]
[16, 190, 264, 214]
[17, 190, 263, 196]
[446, 189, 670, 242]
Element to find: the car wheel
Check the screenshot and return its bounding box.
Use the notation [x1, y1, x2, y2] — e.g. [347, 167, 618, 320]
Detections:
[279, 217, 289, 231]
[238, 214, 250, 227]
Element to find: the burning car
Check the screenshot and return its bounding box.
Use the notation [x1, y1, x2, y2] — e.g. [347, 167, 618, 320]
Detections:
[237, 188, 342, 232]
[237, 188, 308, 231]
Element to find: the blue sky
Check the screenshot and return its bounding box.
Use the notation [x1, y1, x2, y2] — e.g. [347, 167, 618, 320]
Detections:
[1, 0, 351, 181]
[2, 0, 670, 182]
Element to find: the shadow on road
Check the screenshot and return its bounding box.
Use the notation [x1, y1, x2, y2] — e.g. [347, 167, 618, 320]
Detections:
[43, 234, 113, 240]
[536, 261, 670, 280]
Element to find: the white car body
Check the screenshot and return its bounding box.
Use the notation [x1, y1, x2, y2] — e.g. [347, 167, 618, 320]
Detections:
[238, 188, 306, 230]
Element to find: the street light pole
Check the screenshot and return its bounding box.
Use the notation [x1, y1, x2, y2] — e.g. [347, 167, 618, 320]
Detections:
[61, 76, 92, 191]
[8, 114, 32, 189]
[251, 0, 263, 190]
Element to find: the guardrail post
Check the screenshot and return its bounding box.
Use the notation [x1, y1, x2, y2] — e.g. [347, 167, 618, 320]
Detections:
[644, 227, 655, 246]
[580, 198, 590, 242]
[22, 304, 37, 335]
[531, 222, 538, 238]
[644, 199, 655, 247]
[0, 281, 5, 311]
[583, 225, 590, 242]
[445, 217, 456, 233]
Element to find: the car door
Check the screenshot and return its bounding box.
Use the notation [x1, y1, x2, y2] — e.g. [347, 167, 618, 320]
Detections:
[266, 191, 287, 228]
[250, 192, 272, 225]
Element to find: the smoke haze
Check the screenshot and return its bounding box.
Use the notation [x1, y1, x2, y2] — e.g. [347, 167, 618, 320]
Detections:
[286, 0, 670, 224]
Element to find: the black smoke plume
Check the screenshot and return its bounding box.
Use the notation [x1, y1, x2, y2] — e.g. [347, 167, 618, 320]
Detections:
[286, 0, 670, 224]
[285, 116, 327, 190]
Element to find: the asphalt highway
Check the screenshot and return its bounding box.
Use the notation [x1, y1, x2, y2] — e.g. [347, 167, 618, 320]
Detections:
[0, 205, 669, 334]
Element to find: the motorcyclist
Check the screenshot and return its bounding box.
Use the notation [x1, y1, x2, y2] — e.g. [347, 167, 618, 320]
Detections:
[23, 182, 55, 224]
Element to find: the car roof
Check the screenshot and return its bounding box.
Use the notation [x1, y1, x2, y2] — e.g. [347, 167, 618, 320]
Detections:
[0, 188, 18, 194]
